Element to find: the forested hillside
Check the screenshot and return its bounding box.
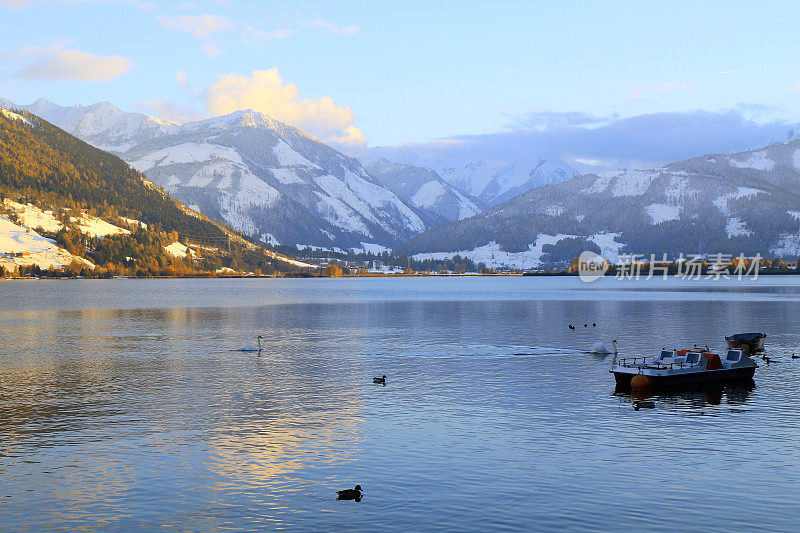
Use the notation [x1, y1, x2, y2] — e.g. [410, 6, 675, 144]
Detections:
[0, 107, 311, 276]
[0, 107, 229, 242]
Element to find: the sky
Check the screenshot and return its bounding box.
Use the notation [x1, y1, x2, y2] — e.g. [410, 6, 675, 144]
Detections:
[2, 0, 800, 165]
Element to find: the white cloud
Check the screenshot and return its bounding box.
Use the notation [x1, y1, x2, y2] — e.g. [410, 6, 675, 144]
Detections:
[9, 44, 132, 81]
[156, 13, 234, 39]
[309, 18, 359, 36]
[202, 42, 222, 56]
[205, 68, 365, 146]
[243, 25, 294, 45]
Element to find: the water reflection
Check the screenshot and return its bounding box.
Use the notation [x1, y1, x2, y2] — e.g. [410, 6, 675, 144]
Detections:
[617, 380, 755, 412]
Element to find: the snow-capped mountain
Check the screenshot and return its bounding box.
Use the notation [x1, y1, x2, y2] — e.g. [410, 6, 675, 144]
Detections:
[4, 99, 428, 249]
[396, 139, 800, 269]
[367, 141, 579, 208]
[5, 98, 179, 153]
[363, 158, 482, 225]
[436, 158, 577, 207]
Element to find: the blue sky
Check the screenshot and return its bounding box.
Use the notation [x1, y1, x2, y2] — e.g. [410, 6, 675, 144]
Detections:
[2, 0, 800, 161]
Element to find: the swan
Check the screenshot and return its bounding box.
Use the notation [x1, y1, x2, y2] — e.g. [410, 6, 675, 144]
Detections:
[238, 335, 263, 352]
[591, 339, 617, 354]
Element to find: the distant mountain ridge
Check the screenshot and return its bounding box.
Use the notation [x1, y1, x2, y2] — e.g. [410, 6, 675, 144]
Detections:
[397, 138, 800, 268]
[367, 140, 579, 207]
[436, 157, 577, 207]
[363, 158, 481, 226]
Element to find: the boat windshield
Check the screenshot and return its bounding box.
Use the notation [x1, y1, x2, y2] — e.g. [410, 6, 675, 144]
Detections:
[660, 350, 672, 359]
[726, 350, 741, 362]
[685, 352, 701, 364]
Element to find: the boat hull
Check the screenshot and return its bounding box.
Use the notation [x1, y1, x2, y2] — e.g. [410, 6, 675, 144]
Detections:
[725, 333, 766, 354]
[613, 366, 756, 390]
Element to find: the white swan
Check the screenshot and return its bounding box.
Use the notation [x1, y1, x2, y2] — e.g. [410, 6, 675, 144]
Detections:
[239, 335, 263, 352]
[592, 339, 617, 354]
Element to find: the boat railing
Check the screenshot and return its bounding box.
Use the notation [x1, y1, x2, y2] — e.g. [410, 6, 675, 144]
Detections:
[616, 356, 655, 367]
[616, 356, 705, 370]
[644, 360, 705, 370]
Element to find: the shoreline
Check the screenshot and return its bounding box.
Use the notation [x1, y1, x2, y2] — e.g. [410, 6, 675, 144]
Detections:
[1, 271, 797, 280]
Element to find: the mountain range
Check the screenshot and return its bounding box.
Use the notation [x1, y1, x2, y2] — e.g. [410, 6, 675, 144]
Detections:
[396, 139, 800, 268]
[3, 99, 494, 250]
[5, 97, 800, 270]
[3, 98, 581, 251]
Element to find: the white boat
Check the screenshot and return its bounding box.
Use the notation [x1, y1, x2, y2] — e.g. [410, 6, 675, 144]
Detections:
[611, 347, 758, 390]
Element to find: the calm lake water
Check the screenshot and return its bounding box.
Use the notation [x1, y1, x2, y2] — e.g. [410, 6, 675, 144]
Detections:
[1, 276, 800, 531]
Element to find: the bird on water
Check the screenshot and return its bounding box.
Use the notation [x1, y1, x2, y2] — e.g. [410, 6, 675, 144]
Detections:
[373, 375, 386, 385]
[238, 335, 263, 352]
[591, 339, 618, 354]
[337, 485, 363, 501]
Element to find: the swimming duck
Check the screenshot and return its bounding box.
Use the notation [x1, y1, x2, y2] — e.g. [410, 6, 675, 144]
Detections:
[568, 324, 575, 330]
[337, 485, 362, 500]
[584, 324, 588, 328]
[592, 323, 596, 327]
[373, 375, 386, 384]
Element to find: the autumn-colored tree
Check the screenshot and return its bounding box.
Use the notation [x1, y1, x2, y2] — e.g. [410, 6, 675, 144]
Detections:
[326, 264, 343, 277]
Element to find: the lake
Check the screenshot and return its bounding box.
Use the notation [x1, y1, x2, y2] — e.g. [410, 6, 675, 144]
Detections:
[1, 276, 799, 531]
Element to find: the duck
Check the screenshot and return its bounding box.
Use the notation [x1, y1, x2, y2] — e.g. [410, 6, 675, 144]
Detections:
[373, 375, 386, 385]
[238, 335, 263, 352]
[568, 324, 575, 330]
[583, 324, 588, 328]
[792, 354, 799, 359]
[592, 323, 596, 327]
[336, 485, 362, 501]
[591, 339, 618, 354]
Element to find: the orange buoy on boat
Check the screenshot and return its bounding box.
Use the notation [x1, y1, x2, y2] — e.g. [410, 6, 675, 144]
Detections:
[631, 374, 650, 391]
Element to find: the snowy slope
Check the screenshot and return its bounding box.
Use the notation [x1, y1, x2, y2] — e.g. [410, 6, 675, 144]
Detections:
[3, 200, 130, 238]
[363, 158, 482, 224]
[434, 158, 576, 207]
[5, 99, 430, 249]
[0, 215, 94, 271]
